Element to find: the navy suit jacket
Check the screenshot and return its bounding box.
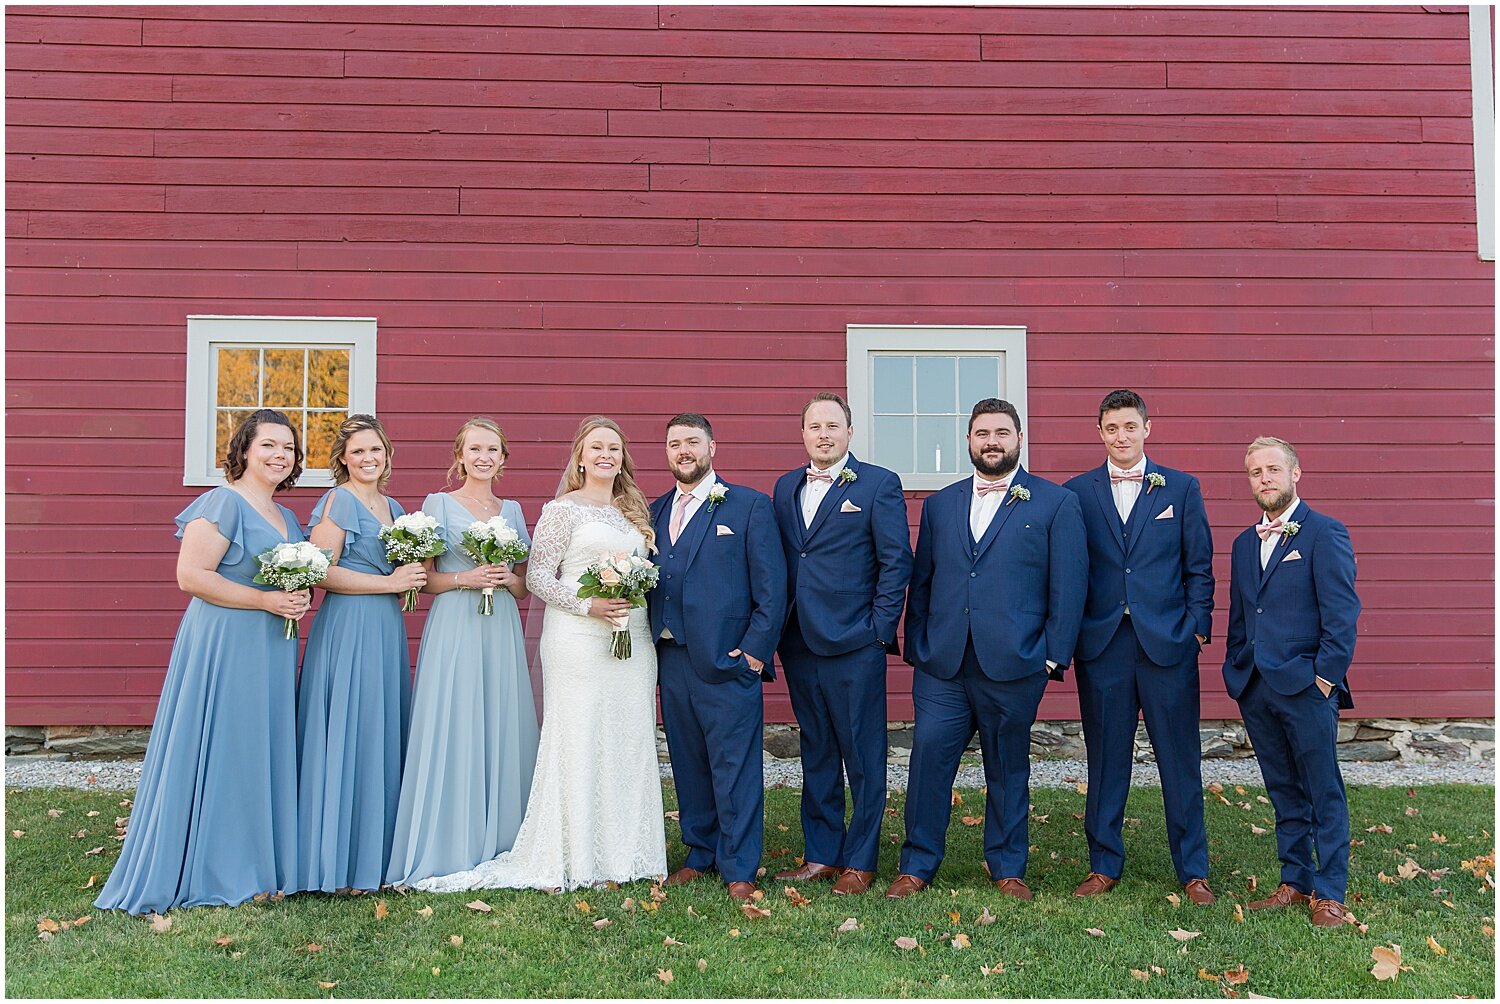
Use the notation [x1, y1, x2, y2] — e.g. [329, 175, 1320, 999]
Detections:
[903, 467, 1088, 682]
[772, 455, 913, 657]
[1222, 500, 1360, 709]
[648, 479, 788, 683]
[1064, 460, 1214, 666]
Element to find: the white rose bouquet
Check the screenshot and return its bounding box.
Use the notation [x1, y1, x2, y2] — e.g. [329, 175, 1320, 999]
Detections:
[253, 541, 333, 640]
[379, 510, 446, 611]
[576, 550, 660, 660]
[458, 514, 529, 616]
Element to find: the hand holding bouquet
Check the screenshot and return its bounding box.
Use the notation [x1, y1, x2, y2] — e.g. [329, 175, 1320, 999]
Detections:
[577, 550, 660, 660]
[458, 515, 529, 615]
[379, 510, 446, 611]
[253, 541, 333, 639]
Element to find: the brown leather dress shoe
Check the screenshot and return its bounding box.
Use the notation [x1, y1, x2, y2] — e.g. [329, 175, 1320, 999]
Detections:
[1072, 872, 1119, 897]
[1245, 882, 1310, 911]
[1183, 878, 1216, 905]
[832, 869, 875, 896]
[773, 861, 840, 882]
[884, 873, 929, 899]
[1309, 897, 1349, 927]
[663, 866, 703, 888]
[994, 877, 1034, 901]
[726, 881, 758, 902]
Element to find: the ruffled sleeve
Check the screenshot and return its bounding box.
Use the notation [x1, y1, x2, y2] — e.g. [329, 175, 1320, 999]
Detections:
[525, 500, 592, 616]
[501, 498, 532, 553]
[309, 487, 361, 546]
[174, 487, 247, 564]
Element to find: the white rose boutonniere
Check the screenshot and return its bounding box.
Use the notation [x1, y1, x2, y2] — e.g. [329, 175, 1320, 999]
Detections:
[1005, 484, 1031, 507]
[706, 483, 728, 514]
[839, 468, 857, 485]
[1145, 472, 1166, 494]
[1279, 520, 1301, 547]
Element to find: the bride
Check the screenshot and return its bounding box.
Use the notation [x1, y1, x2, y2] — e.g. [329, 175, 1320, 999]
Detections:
[416, 416, 666, 893]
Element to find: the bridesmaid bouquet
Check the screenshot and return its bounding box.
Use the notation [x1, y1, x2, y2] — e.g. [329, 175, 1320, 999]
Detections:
[379, 511, 446, 611]
[252, 541, 333, 640]
[458, 515, 529, 616]
[576, 551, 660, 660]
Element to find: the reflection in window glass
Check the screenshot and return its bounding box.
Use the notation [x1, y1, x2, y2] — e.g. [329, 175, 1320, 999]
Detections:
[916, 415, 961, 474]
[213, 346, 353, 475]
[215, 408, 256, 465]
[263, 348, 305, 409]
[308, 349, 350, 409]
[216, 348, 259, 407]
[870, 352, 1001, 478]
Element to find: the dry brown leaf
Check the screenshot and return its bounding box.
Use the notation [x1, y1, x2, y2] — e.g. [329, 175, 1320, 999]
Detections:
[1250, 825, 1268, 836]
[951, 790, 964, 806]
[950, 933, 971, 949]
[749, 888, 765, 902]
[446, 934, 463, 947]
[1085, 927, 1105, 937]
[303, 943, 324, 953]
[213, 936, 233, 946]
[1234, 785, 1247, 795]
[640, 899, 662, 913]
[697, 958, 707, 972]
[1430, 831, 1449, 844]
[1378, 871, 1397, 885]
[1256, 795, 1270, 804]
[1075, 781, 1088, 795]
[1371, 943, 1410, 981]
[148, 913, 172, 934]
[663, 936, 685, 947]
[1442, 900, 1456, 909]
[1482, 923, 1494, 938]
[37, 918, 61, 934]
[1168, 928, 1201, 941]
[727, 927, 740, 937]
[1166, 893, 1182, 907]
[947, 910, 961, 924]
[664, 810, 680, 821]
[1427, 935, 1448, 956]
[621, 897, 636, 911]
[80, 874, 98, 890]
[894, 936, 920, 951]
[1199, 968, 1222, 982]
[1033, 813, 1049, 823]
[650, 883, 668, 903]
[84, 846, 105, 856]
[960, 816, 983, 827]
[1247, 874, 1258, 892]
[981, 961, 1005, 976]
[656, 969, 673, 984]
[86, 810, 100, 817]
[466, 899, 493, 913]
[592, 918, 611, 929]
[784, 886, 811, 907]
[1398, 859, 1425, 881]
[1224, 965, 1249, 985]
[574, 899, 592, 914]
[1130, 969, 1151, 982]
[316, 981, 338, 990]
[777, 823, 789, 831]
[10, 830, 23, 839]
[373, 899, 388, 920]
[836, 917, 861, 933]
[1152, 966, 1165, 975]
[1234, 903, 1245, 923]
[416, 905, 433, 918]
[740, 902, 771, 919]
[70, 829, 87, 840]
[1368, 823, 1394, 834]
[431, 967, 440, 976]
[686, 905, 700, 918]
[976, 907, 996, 926]
[1208, 781, 1224, 794]
[1405, 807, 1420, 817]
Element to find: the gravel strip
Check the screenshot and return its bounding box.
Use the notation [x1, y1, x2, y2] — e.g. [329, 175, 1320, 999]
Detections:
[7, 754, 1491, 793]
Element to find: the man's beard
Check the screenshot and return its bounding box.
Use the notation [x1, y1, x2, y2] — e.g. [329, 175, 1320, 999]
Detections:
[672, 456, 711, 485]
[1256, 485, 1296, 514]
[971, 443, 1020, 478]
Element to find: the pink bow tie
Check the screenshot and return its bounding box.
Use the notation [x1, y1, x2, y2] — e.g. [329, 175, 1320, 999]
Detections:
[976, 479, 1010, 497]
[1110, 469, 1143, 483]
[806, 468, 834, 484]
[1255, 519, 1284, 541]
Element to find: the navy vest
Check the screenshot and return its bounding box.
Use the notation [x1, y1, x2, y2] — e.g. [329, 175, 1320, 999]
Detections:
[655, 503, 712, 642]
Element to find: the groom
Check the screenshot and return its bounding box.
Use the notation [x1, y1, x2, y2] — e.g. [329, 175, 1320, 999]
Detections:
[650, 413, 787, 902]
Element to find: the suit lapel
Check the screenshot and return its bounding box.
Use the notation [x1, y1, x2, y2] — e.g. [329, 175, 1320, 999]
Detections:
[804, 456, 858, 542]
[681, 482, 721, 570]
[974, 468, 1024, 563]
[787, 472, 808, 549]
[1092, 465, 1126, 552]
[1258, 499, 1305, 589]
[1122, 460, 1165, 559]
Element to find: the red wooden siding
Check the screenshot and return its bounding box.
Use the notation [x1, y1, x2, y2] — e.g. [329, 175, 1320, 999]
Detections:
[6, 5, 1493, 725]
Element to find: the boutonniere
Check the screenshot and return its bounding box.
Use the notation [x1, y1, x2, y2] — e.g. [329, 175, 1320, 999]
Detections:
[839, 468, 857, 485]
[1005, 484, 1031, 506]
[1279, 520, 1300, 547]
[1145, 472, 1166, 495]
[705, 484, 728, 514]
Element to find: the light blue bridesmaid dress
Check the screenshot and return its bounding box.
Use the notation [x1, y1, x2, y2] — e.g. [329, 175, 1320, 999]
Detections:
[293, 487, 412, 893]
[95, 487, 303, 914]
[385, 492, 540, 886]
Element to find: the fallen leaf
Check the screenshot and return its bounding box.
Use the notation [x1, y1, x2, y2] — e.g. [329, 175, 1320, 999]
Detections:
[1443, 900, 1456, 909]
[1130, 969, 1151, 982]
[1256, 795, 1270, 804]
[1166, 893, 1182, 907]
[80, 875, 97, 890]
[1398, 859, 1425, 881]
[686, 905, 700, 918]
[697, 958, 707, 972]
[656, 969, 673, 984]
[316, 981, 338, 990]
[1085, 927, 1105, 937]
[431, 967, 440, 976]
[664, 810, 680, 821]
[574, 899, 592, 914]
[417, 905, 433, 918]
[1199, 968, 1222, 981]
[1483, 923, 1494, 938]
[621, 897, 636, 911]
[750, 889, 765, 902]
[976, 907, 996, 926]
[1208, 782, 1224, 794]
[592, 918, 611, 929]
[728, 927, 740, 937]
[1368, 823, 1394, 834]
[836, 917, 861, 933]
[960, 815, 984, 827]
[1247, 874, 1258, 892]
[947, 910, 962, 924]
[894, 936, 920, 951]
[86, 810, 100, 817]
[84, 846, 104, 856]
[37, 918, 61, 934]
[1371, 943, 1410, 981]
[663, 936, 685, 947]
[1234, 904, 1245, 923]
[784, 886, 811, 907]
[465, 899, 492, 913]
[777, 823, 789, 832]
[1168, 928, 1201, 941]
[981, 962, 1005, 976]
[47, 808, 63, 818]
[1430, 831, 1448, 844]
[1075, 781, 1088, 795]
[1224, 965, 1249, 985]
[1033, 814, 1049, 823]
[650, 884, 668, 903]
[1152, 966, 1165, 975]
[449, 934, 463, 947]
[950, 933, 971, 949]
[148, 913, 172, 934]
[1235, 785, 1247, 795]
[1427, 935, 1448, 955]
[71, 828, 87, 840]
[641, 899, 661, 913]
[951, 790, 964, 806]
[12, 830, 27, 838]
[214, 936, 234, 947]
[1250, 825, 1268, 836]
[1405, 807, 1420, 817]
[374, 899, 388, 920]
[740, 903, 771, 919]
[302, 944, 324, 953]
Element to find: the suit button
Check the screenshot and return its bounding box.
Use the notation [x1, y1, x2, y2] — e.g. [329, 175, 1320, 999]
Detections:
[800, 552, 807, 558]
[973, 550, 979, 556]
[964, 608, 969, 614]
[1256, 608, 1263, 614]
[970, 572, 977, 578]
[1125, 568, 1132, 574]
[1119, 600, 1125, 606]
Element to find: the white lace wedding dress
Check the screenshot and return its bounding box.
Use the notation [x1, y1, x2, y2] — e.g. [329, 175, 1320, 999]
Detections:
[415, 498, 667, 893]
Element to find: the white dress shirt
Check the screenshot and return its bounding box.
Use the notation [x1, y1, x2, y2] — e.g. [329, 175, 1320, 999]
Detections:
[1258, 495, 1300, 571]
[1108, 456, 1146, 523]
[660, 471, 718, 641]
[969, 472, 1008, 542]
[802, 453, 849, 528]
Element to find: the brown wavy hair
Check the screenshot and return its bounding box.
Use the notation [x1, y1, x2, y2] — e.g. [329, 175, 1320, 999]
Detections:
[328, 413, 393, 490]
[223, 408, 302, 491]
[562, 416, 656, 552]
[446, 416, 510, 485]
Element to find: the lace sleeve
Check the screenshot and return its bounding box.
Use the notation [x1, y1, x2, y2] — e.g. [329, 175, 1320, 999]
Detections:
[525, 501, 593, 616]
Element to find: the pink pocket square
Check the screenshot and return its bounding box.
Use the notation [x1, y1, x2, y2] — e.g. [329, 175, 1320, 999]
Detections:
[716, 524, 735, 536]
[1283, 549, 1302, 561]
[1154, 505, 1174, 520]
[840, 500, 862, 513]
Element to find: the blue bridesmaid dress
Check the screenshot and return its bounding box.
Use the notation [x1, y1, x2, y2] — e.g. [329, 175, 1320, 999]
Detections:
[385, 492, 540, 886]
[293, 487, 412, 893]
[95, 487, 303, 914]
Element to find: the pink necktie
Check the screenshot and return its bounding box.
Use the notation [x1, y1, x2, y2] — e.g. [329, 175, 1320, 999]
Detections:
[976, 479, 1009, 497]
[669, 492, 693, 544]
[1110, 469, 1143, 483]
[1255, 519, 1284, 542]
[806, 468, 833, 484]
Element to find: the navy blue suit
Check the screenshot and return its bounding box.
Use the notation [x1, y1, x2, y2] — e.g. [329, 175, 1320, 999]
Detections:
[1064, 460, 1214, 884]
[650, 477, 787, 884]
[899, 468, 1088, 882]
[1224, 500, 1360, 903]
[773, 455, 912, 873]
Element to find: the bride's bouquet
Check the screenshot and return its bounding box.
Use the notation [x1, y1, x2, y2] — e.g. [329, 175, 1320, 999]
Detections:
[253, 541, 333, 639]
[576, 550, 660, 660]
[379, 510, 446, 611]
[458, 515, 529, 615]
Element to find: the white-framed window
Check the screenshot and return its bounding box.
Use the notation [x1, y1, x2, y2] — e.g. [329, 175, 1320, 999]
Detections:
[1470, 5, 1495, 261]
[846, 324, 1028, 492]
[184, 315, 377, 488]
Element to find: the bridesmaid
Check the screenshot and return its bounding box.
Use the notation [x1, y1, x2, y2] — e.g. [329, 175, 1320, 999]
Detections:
[294, 414, 426, 894]
[386, 417, 541, 886]
[96, 409, 310, 914]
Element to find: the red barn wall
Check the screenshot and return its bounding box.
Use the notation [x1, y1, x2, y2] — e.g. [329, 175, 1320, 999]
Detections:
[6, 5, 1494, 725]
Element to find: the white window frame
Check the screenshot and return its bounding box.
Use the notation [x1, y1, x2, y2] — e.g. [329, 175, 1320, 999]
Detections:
[1471, 5, 1495, 262]
[846, 324, 1029, 492]
[184, 315, 377, 488]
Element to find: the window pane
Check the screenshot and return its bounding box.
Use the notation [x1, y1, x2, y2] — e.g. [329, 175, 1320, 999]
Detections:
[215, 408, 256, 466]
[871, 355, 913, 414]
[916, 415, 961, 475]
[305, 411, 345, 469]
[216, 348, 260, 407]
[958, 355, 999, 413]
[870, 415, 914, 474]
[263, 348, 305, 409]
[307, 349, 350, 409]
[914, 356, 956, 414]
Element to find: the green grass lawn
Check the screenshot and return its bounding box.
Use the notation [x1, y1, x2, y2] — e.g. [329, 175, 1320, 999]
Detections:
[5, 781, 1494, 998]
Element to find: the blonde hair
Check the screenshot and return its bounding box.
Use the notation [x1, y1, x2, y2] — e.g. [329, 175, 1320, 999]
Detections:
[328, 413, 393, 490]
[563, 416, 656, 552]
[447, 417, 509, 484]
[1246, 436, 1299, 469]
